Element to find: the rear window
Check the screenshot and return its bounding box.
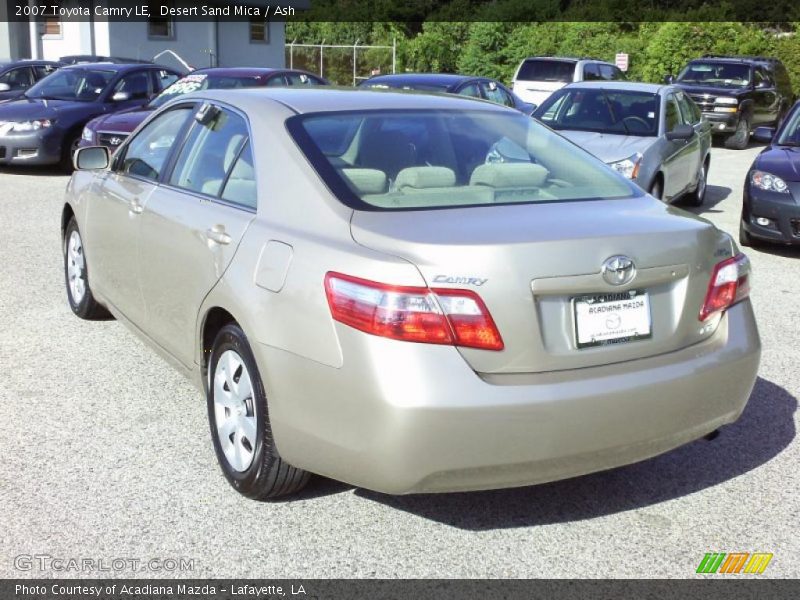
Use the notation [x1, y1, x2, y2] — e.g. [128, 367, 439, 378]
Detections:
[287, 109, 638, 211]
[516, 60, 575, 83]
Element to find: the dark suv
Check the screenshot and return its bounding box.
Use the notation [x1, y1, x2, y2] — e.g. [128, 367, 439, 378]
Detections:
[669, 55, 794, 149]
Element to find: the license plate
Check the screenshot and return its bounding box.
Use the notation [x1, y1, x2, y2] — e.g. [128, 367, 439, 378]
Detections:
[573, 290, 651, 348]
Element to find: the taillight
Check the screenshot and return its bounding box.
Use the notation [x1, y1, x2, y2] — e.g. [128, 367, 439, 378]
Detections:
[699, 254, 751, 321]
[324, 272, 504, 351]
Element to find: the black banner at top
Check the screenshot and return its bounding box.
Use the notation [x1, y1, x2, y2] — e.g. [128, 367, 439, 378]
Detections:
[2, 0, 800, 22]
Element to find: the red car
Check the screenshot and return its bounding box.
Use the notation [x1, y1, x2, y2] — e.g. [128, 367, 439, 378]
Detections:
[80, 67, 327, 151]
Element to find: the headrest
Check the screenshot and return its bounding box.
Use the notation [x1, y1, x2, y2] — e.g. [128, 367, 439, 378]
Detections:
[342, 168, 388, 195]
[395, 166, 456, 191]
[470, 163, 548, 188]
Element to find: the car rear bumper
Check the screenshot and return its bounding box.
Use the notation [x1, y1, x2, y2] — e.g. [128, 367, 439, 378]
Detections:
[743, 185, 800, 244]
[0, 129, 63, 165]
[259, 301, 760, 494]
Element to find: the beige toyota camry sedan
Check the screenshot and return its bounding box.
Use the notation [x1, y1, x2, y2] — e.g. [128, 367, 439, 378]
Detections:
[62, 88, 761, 499]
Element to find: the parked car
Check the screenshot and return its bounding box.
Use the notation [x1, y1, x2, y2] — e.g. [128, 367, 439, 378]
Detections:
[533, 81, 712, 205]
[0, 62, 181, 170]
[0, 60, 60, 101]
[64, 88, 760, 499]
[669, 55, 795, 150]
[358, 73, 535, 114]
[740, 100, 800, 246]
[512, 56, 625, 107]
[80, 67, 328, 152]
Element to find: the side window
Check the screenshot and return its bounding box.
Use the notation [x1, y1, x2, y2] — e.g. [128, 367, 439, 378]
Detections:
[0, 67, 33, 90]
[265, 75, 287, 87]
[221, 140, 256, 209]
[480, 81, 514, 107]
[169, 106, 250, 198]
[112, 71, 152, 101]
[152, 69, 179, 92]
[665, 94, 682, 131]
[458, 83, 481, 98]
[286, 73, 324, 86]
[119, 107, 192, 181]
[33, 65, 57, 81]
[676, 92, 699, 125]
[583, 63, 601, 81]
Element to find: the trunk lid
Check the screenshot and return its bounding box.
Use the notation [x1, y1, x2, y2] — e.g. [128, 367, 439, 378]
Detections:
[350, 196, 734, 374]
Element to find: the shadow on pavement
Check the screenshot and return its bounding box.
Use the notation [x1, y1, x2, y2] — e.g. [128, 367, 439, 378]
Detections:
[0, 165, 68, 177]
[353, 377, 795, 530]
[680, 184, 731, 215]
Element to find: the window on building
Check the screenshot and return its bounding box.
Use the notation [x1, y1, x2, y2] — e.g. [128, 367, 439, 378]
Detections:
[249, 18, 269, 43]
[148, 3, 174, 39]
[42, 2, 61, 36]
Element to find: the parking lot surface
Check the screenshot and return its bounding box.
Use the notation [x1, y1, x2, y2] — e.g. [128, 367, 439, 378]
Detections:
[0, 144, 798, 578]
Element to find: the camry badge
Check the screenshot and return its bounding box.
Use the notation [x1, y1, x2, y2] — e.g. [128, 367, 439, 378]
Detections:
[601, 255, 636, 286]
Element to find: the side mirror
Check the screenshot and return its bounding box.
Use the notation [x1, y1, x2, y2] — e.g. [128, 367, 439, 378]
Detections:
[0, 83, 10, 92]
[752, 126, 775, 144]
[111, 91, 131, 102]
[664, 74, 674, 84]
[74, 146, 109, 170]
[666, 123, 695, 141]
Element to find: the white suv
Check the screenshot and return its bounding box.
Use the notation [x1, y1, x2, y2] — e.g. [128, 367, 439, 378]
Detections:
[512, 57, 625, 107]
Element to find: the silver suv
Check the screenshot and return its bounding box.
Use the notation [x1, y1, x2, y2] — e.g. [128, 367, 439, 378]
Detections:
[512, 57, 625, 107]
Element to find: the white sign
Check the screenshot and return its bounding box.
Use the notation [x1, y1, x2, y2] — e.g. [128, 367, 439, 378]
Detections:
[615, 53, 629, 72]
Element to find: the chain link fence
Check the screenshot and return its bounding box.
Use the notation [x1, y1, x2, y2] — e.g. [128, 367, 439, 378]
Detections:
[286, 40, 397, 86]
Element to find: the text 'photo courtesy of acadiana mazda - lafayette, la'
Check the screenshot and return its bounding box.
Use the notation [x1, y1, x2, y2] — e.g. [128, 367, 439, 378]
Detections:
[740, 99, 800, 247]
[63, 88, 760, 499]
[0, 62, 181, 170]
[669, 55, 795, 150]
[533, 82, 711, 205]
[80, 67, 328, 152]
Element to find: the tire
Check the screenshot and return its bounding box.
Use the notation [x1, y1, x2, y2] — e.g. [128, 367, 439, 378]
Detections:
[60, 133, 81, 173]
[649, 176, 664, 201]
[684, 159, 708, 207]
[208, 323, 310, 499]
[63, 217, 109, 320]
[739, 218, 756, 248]
[725, 117, 750, 150]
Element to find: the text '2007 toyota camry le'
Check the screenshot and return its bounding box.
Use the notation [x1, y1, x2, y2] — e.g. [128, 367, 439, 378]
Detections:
[62, 88, 761, 499]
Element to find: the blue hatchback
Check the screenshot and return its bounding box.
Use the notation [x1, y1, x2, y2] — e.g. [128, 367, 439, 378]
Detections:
[0, 62, 181, 170]
[741, 101, 800, 246]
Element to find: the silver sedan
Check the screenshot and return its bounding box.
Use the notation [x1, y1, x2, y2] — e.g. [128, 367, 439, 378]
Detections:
[63, 88, 760, 498]
[533, 81, 713, 206]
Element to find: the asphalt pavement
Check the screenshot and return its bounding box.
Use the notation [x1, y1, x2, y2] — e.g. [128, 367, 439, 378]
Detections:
[0, 144, 798, 578]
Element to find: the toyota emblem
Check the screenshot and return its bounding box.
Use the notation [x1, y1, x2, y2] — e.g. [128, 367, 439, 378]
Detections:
[601, 255, 636, 286]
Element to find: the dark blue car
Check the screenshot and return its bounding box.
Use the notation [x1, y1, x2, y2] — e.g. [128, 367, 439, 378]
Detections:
[358, 73, 536, 114]
[0, 62, 180, 170]
[740, 101, 800, 247]
[0, 60, 60, 101]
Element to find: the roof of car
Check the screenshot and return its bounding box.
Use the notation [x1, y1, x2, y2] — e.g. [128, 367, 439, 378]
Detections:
[564, 81, 664, 93]
[0, 59, 60, 68]
[361, 73, 483, 88]
[521, 56, 609, 64]
[689, 56, 778, 66]
[191, 67, 317, 78]
[189, 86, 511, 115]
[60, 62, 165, 73]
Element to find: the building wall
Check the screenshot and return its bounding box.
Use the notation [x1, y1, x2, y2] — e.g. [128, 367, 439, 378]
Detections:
[0, 21, 31, 60]
[106, 20, 218, 70]
[39, 20, 94, 60]
[216, 20, 285, 68]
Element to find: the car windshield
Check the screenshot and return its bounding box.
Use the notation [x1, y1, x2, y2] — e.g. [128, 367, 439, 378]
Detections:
[534, 88, 660, 136]
[288, 109, 637, 211]
[148, 73, 262, 108]
[517, 60, 575, 82]
[677, 62, 751, 88]
[776, 108, 800, 146]
[25, 68, 115, 101]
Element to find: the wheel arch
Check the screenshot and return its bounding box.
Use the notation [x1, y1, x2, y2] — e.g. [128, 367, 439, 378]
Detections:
[61, 203, 75, 241]
[200, 306, 240, 390]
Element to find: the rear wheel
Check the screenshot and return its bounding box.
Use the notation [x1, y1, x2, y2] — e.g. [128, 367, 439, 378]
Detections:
[63, 217, 109, 319]
[725, 117, 750, 150]
[208, 323, 310, 499]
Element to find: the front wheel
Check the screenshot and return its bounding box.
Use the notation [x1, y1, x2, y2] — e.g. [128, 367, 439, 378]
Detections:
[684, 160, 708, 207]
[60, 133, 81, 173]
[63, 217, 109, 320]
[208, 323, 310, 499]
[649, 177, 663, 201]
[739, 218, 756, 248]
[725, 117, 750, 150]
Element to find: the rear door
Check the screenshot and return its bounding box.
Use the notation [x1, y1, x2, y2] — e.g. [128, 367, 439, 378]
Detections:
[137, 102, 256, 367]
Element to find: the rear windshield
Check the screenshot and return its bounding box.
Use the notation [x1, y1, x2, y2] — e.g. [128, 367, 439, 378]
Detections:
[535, 89, 660, 136]
[287, 109, 637, 211]
[516, 60, 575, 83]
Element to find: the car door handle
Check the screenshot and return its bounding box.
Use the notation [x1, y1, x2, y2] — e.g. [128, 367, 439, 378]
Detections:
[206, 226, 231, 245]
[129, 198, 143, 215]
